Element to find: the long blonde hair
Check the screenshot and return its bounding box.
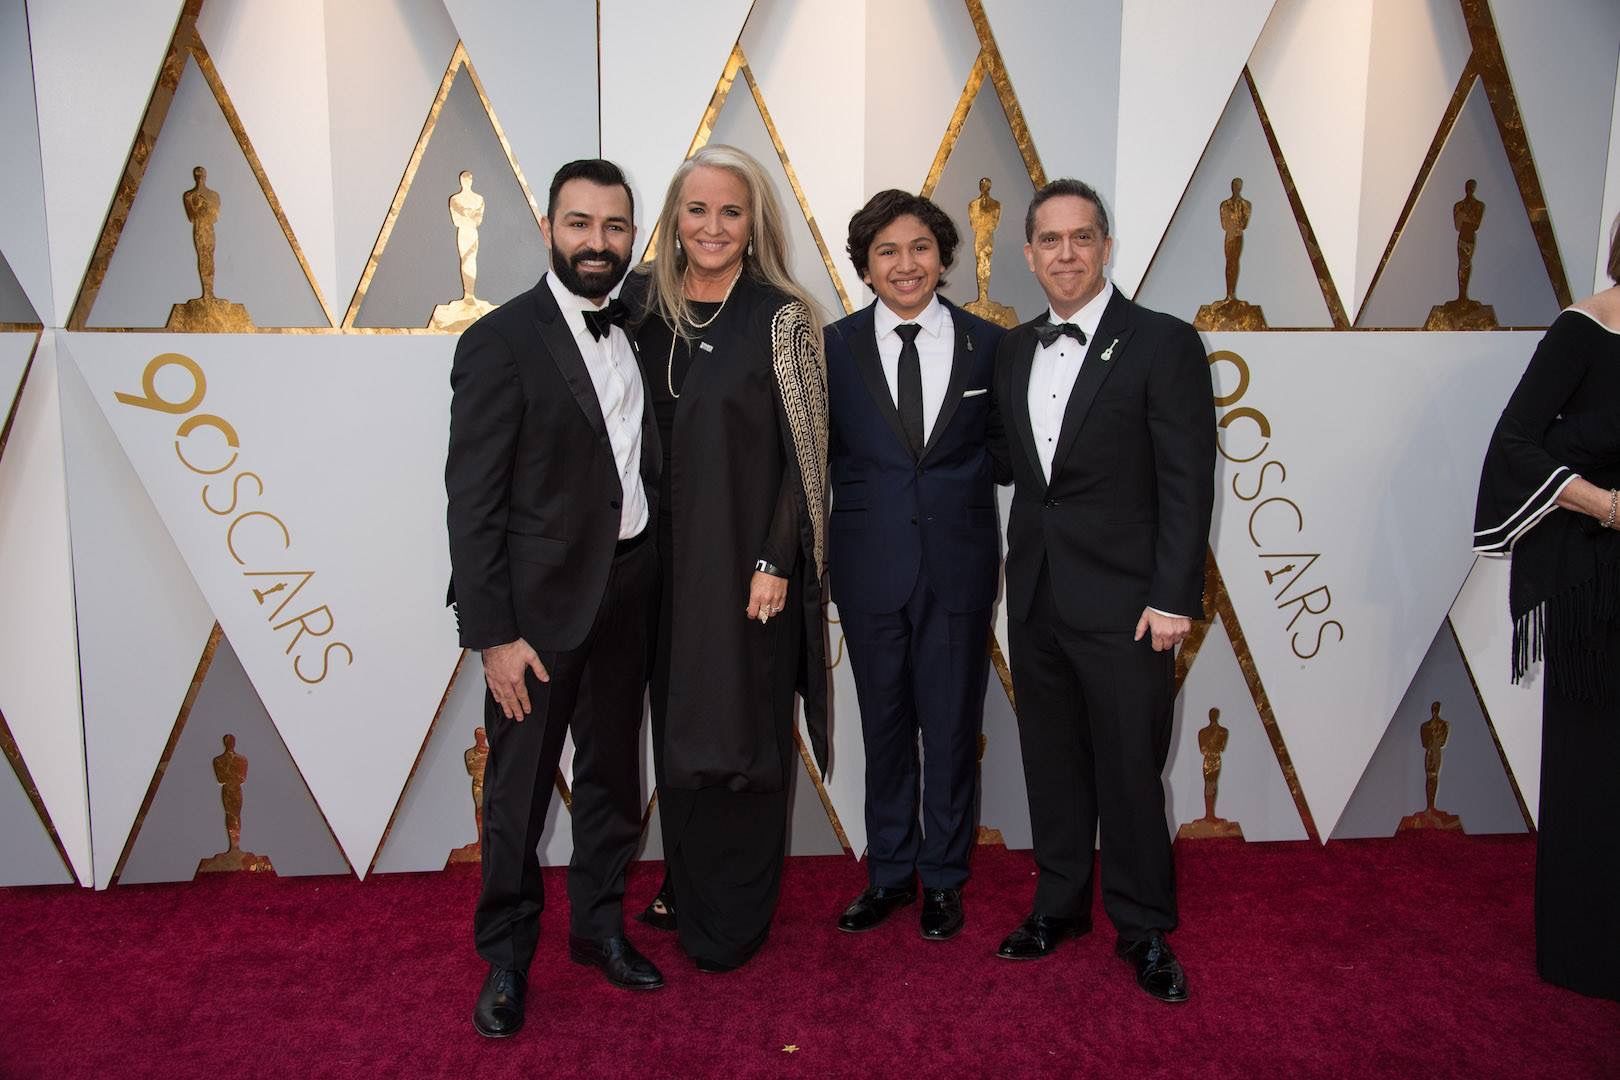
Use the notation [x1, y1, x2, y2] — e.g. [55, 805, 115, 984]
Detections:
[638, 144, 822, 335]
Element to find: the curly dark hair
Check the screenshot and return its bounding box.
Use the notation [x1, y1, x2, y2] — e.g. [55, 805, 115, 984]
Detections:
[845, 189, 959, 288]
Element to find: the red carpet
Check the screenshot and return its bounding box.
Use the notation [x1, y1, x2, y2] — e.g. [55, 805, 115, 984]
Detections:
[1, 834, 1616, 1079]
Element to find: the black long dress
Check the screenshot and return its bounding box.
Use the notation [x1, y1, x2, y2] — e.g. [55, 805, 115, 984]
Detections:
[626, 270, 828, 969]
[1473, 308, 1620, 1002]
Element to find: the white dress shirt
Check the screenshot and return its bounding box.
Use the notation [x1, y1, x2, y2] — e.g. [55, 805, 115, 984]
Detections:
[545, 272, 649, 540]
[875, 294, 954, 444]
[1026, 281, 1185, 619]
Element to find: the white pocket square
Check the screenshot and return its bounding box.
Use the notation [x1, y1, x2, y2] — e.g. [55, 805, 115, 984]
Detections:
[962, 388, 988, 397]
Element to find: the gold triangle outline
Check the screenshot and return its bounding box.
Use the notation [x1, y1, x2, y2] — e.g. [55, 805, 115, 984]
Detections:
[109, 622, 358, 884]
[1355, 1, 1570, 327]
[1443, 610, 1536, 831]
[965, 0, 1047, 190]
[641, 40, 853, 317]
[339, 40, 546, 331]
[67, 0, 335, 333]
[1133, 66, 1349, 330]
[1192, 551, 1323, 842]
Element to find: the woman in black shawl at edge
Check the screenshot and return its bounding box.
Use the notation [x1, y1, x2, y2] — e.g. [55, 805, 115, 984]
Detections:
[621, 144, 829, 972]
[1472, 216, 1620, 1002]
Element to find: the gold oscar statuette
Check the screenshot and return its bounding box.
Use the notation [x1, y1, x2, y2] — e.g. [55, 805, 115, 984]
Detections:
[446, 726, 490, 866]
[962, 177, 1018, 329]
[974, 732, 1005, 846]
[429, 170, 498, 332]
[166, 166, 254, 332]
[1424, 179, 1498, 330]
[196, 734, 275, 874]
[1194, 178, 1267, 331]
[1398, 702, 1464, 832]
[1176, 708, 1245, 840]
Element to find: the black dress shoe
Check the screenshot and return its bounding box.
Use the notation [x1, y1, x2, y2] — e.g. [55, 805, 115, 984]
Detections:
[568, 934, 665, 991]
[473, 965, 526, 1038]
[1116, 931, 1189, 1003]
[636, 879, 677, 932]
[920, 887, 964, 940]
[836, 885, 916, 933]
[996, 913, 1091, 960]
[693, 955, 739, 974]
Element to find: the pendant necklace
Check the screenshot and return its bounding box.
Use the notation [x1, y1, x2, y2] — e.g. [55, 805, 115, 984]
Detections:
[668, 266, 742, 399]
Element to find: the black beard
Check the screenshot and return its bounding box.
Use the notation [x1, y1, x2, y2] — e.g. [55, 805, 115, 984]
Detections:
[550, 246, 629, 301]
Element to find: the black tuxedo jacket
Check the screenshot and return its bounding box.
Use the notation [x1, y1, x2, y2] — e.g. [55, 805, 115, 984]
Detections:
[993, 288, 1215, 630]
[445, 275, 660, 652]
[824, 296, 1007, 614]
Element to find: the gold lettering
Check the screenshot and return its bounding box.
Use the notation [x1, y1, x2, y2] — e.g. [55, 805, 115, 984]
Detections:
[1216, 406, 1271, 463]
[1292, 619, 1344, 660]
[226, 510, 290, 566]
[272, 603, 335, 655]
[203, 470, 263, 516]
[174, 414, 241, 476]
[294, 641, 354, 685]
[1246, 495, 1303, 548]
[1278, 584, 1332, 631]
[1232, 459, 1286, 502]
[1261, 552, 1323, 603]
[242, 569, 315, 622]
[1208, 350, 1250, 407]
[115, 353, 205, 414]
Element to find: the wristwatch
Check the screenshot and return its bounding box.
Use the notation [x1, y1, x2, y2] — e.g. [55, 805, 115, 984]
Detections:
[754, 559, 784, 577]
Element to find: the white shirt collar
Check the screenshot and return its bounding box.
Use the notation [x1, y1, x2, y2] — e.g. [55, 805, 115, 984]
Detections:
[874, 293, 947, 340]
[1043, 280, 1114, 345]
[544, 270, 607, 339]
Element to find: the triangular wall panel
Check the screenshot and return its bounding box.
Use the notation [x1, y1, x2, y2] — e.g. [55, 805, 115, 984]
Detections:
[0, 0, 53, 325]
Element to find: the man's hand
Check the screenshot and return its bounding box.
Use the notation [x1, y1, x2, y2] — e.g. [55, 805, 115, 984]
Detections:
[482, 638, 549, 720]
[1134, 608, 1190, 653]
[746, 571, 789, 623]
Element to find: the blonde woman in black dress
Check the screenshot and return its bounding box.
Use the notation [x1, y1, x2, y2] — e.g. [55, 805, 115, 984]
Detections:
[622, 145, 828, 972]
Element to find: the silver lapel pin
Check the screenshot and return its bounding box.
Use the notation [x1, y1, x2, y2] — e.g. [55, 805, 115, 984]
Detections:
[1100, 337, 1119, 363]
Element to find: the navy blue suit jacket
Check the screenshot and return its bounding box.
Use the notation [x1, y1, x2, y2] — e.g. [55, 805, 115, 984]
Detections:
[824, 296, 1007, 615]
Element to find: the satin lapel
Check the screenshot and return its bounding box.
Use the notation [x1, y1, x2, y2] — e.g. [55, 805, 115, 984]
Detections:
[1008, 325, 1045, 493]
[849, 304, 912, 456]
[921, 301, 975, 460]
[532, 276, 607, 439]
[1050, 291, 1133, 478]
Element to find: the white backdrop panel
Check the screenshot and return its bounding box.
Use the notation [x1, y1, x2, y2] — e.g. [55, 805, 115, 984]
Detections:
[28, 0, 185, 327]
[1248, 0, 1374, 318]
[1354, 0, 1471, 316]
[981, 0, 1121, 201]
[1449, 556, 1542, 825]
[1, 332, 31, 415]
[1596, 64, 1620, 297]
[743, 0, 866, 306]
[820, 603, 868, 859]
[0, 0, 54, 324]
[1493, 0, 1620, 301]
[0, 333, 89, 882]
[68, 332, 463, 873]
[325, 0, 460, 315]
[197, 0, 339, 319]
[444, 0, 600, 208]
[1112, 0, 1275, 294]
[58, 350, 217, 888]
[600, 0, 756, 258]
[864, 0, 979, 197]
[1204, 329, 1534, 837]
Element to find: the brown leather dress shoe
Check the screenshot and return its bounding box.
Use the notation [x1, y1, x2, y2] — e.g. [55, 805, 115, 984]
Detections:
[996, 913, 1091, 960]
[473, 965, 526, 1038]
[1116, 931, 1188, 1002]
[836, 885, 916, 933]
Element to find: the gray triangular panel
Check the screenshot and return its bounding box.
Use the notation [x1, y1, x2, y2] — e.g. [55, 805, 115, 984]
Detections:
[0, 748, 72, 886]
[977, 667, 1031, 850]
[353, 64, 547, 328]
[119, 634, 349, 883]
[930, 78, 1047, 323]
[1137, 78, 1333, 328]
[1333, 622, 1528, 839]
[708, 75, 845, 321]
[787, 751, 845, 857]
[1357, 79, 1561, 328]
[85, 54, 326, 329]
[0, 250, 39, 324]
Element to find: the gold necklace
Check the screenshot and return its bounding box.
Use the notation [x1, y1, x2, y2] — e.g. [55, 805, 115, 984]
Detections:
[667, 268, 742, 399]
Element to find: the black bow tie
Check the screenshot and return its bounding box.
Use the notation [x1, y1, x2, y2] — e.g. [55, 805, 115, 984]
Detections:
[582, 299, 628, 341]
[1034, 320, 1087, 348]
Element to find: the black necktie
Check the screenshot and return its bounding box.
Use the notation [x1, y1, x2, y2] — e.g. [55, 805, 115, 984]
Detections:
[582, 298, 628, 341]
[1034, 320, 1087, 349]
[895, 323, 924, 457]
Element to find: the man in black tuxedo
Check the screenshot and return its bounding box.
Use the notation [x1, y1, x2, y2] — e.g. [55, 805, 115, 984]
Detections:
[992, 179, 1214, 1003]
[824, 190, 1006, 941]
[446, 159, 663, 1039]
